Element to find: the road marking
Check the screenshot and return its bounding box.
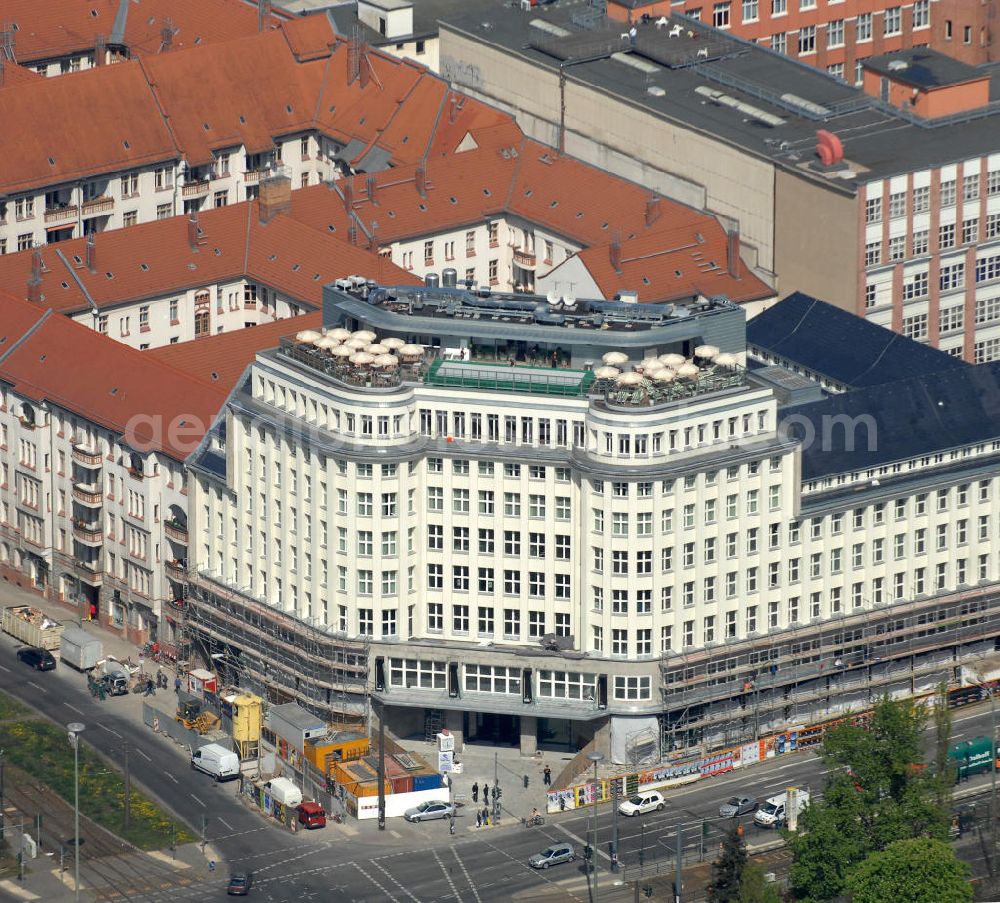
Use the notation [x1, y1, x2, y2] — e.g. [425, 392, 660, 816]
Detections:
[164, 772, 179, 784]
[97, 723, 122, 738]
[0, 664, 9, 673]
[62, 702, 85, 715]
[0, 879, 39, 899]
[351, 863, 400, 903]
[146, 850, 191, 870]
[25, 681, 46, 694]
[217, 817, 234, 831]
[134, 747, 152, 762]
[369, 857, 421, 902]
[554, 822, 612, 863]
[432, 848, 464, 902]
[451, 846, 482, 903]
[190, 793, 206, 808]
[389, 829, 401, 839]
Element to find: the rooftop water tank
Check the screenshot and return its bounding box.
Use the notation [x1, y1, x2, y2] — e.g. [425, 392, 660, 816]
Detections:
[442, 268, 458, 288]
[425, 272, 440, 288]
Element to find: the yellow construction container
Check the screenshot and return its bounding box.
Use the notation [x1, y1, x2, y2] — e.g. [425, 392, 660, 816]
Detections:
[231, 693, 263, 759]
[305, 730, 370, 774]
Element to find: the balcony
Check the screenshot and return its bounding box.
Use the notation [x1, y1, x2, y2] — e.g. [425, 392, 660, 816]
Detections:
[182, 180, 211, 198]
[166, 558, 188, 579]
[81, 196, 114, 217]
[243, 170, 266, 186]
[76, 560, 103, 586]
[72, 484, 103, 507]
[72, 520, 104, 546]
[164, 520, 188, 544]
[513, 248, 537, 270]
[72, 446, 103, 468]
[44, 205, 79, 225]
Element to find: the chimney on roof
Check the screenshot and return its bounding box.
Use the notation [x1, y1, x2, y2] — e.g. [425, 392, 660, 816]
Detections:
[344, 176, 354, 211]
[188, 213, 200, 251]
[0, 24, 16, 63]
[258, 0, 272, 32]
[610, 230, 622, 274]
[27, 250, 43, 304]
[369, 220, 378, 251]
[366, 174, 377, 204]
[160, 18, 173, 52]
[449, 96, 458, 124]
[726, 228, 741, 278]
[86, 233, 96, 273]
[645, 195, 661, 228]
[415, 163, 427, 199]
[95, 33, 106, 66]
[259, 171, 292, 223]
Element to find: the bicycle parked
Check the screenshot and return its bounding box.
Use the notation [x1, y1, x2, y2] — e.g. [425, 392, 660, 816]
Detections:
[523, 811, 545, 827]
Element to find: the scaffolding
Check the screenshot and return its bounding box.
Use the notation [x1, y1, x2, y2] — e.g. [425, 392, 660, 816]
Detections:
[185, 574, 369, 728]
[660, 584, 1000, 751]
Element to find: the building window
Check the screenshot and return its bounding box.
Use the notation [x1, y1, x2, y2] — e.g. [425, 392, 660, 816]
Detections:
[975, 295, 1000, 324]
[865, 196, 882, 224]
[827, 19, 844, 48]
[390, 658, 445, 689]
[856, 12, 872, 41]
[613, 676, 651, 701]
[797, 25, 816, 54]
[940, 180, 957, 207]
[865, 241, 881, 266]
[902, 313, 928, 341]
[884, 6, 901, 35]
[939, 223, 956, 249]
[771, 32, 786, 54]
[940, 262, 965, 292]
[976, 253, 1000, 284]
[713, 2, 731, 28]
[912, 230, 929, 256]
[964, 173, 980, 201]
[939, 305, 964, 335]
[913, 0, 929, 28]
[488, 259, 498, 285]
[888, 236, 905, 261]
[771, 0, 785, 13]
[742, 0, 758, 21]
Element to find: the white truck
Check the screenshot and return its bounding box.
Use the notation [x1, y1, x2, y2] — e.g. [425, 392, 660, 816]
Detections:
[264, 777, 303, 809]
[60, 626, 103, 671]
[754, 789, 810, 828]
[191, 742, 240, 782]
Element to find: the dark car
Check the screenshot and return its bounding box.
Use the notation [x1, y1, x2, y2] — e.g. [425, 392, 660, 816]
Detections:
[16, 647, 56, 671]
[227, 872, 253, 896]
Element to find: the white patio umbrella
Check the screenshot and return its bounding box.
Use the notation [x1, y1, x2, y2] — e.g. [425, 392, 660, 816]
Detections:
[659, 353, 685, 367]
[639, 357, 661, 371]
[295, 329, 322, 344]
[594, 366, 621, 379]
[372, 354, 399, 368]
[616, 371, 647, 385]
[326, 327, 351, 341]
[350, 352, 375, 365]
[381, 337, 406, 350]
[315, 335, 341, 350]
[652, 369, 675, 382]
[352, 330, 377, 343]
[344, 337, 368, 350]
[695, 344, 720, 359]
[677, 362, 700, 379]
[366, 343, 390, 356]
[602, 351, 629, 365]
[715, 352, 738, 367]
[399, 344, 425, 358]
[331, 345, 353, 358]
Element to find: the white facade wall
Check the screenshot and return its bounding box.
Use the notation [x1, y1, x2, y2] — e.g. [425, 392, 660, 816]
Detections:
[191, 351, 1000, 708]
[0, 384, 188, 639]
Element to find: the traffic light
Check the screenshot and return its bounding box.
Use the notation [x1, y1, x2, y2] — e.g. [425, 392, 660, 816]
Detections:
[523, 774, 529, 789]
[495, 786, 502, 800]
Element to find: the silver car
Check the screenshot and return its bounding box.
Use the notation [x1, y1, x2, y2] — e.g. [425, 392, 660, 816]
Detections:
[719, 796, 758, 818]
[529, 843, 575, 869]
[403, 800, 454, 823]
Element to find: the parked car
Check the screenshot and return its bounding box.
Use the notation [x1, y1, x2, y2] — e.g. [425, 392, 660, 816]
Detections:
[16, 647, 56, 671]
[719, 796, 758, 818]
[618, 790, 665, 817]
[403, 800, 454, 823]
[227, 872, 253, 895]
[529, 843, 575, 869]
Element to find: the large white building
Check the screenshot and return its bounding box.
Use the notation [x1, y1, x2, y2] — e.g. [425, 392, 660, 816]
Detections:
[184, 279, 1000, 758]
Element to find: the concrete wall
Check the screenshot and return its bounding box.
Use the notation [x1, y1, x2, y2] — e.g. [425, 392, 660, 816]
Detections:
[440, 29, 777, 276]
[774, 168, 859, 311]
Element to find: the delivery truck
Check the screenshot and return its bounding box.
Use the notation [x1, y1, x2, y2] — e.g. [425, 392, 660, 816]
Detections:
[754, 789, 810, 828]
[60, 626, 103, 671]
[264, 777, 303, 809]
[2, 606, 63, 651]
[949, 736, 995, 782]
[191, 743, 241, 781]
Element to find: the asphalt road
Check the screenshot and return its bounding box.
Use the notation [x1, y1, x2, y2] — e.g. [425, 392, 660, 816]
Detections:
[1, 612, 995, 903]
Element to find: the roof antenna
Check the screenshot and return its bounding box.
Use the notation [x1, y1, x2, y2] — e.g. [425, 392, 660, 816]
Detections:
[610, 230, 622, 274]
[86, 233, 96, 273]
[348, 25, 362, 85]
[160, 17, 174, 52]
[258, 0, 272, 32]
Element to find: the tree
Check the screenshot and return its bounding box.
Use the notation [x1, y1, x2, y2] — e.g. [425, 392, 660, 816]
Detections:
[846, 837, 972, 903]
[788, 697, 953, 902]
[931, 681, 956, 813]
[708, 824, 748, 903]
[738, 860, 782, 903]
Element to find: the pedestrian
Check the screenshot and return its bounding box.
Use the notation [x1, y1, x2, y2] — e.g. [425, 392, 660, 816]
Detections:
[482, 806, 489, 827]
[174, 676, 181, 693]
[483, 784, 490, 805]
[472, 781, 479, 804]
[476, 809, 482, 828]
[143, 677, 155, 697]
[543, 765, 552, 786]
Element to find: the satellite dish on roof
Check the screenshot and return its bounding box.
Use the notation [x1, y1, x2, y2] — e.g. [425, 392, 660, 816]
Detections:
[563, 293, 576, 308]
[547, 290, 559, 306]
[887, 60, 908, 71]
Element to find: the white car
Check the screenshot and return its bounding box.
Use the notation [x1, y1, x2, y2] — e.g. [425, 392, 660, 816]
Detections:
[618, 790, 665, 817]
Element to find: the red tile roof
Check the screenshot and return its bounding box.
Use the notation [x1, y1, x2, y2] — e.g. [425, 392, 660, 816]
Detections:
[3, 0, 289, 63]
[0, 201, 414, 315]
[148, 311, 323, 387]
[0, 62, 178, 193]
[0, 297, 227, 461]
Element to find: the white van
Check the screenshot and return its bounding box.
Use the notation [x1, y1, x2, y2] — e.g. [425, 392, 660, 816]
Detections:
[190, 742, 240, 782]
[754, 790, 810, 828]
[264, 777, 302, 809]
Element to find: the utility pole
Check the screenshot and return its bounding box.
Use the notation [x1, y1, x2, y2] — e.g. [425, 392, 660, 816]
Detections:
[674, 821, 683, 903]
[123, 742, 131, 833]
[377, 704, 386, 831]
[0, 748, 5, 841]
[200, 814, 207, 852]
[611, 779, 620, 871]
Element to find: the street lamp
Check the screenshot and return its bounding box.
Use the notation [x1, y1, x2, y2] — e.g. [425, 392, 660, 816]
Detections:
[67, 722, 85, 903]
[587, 751, 604, 903]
